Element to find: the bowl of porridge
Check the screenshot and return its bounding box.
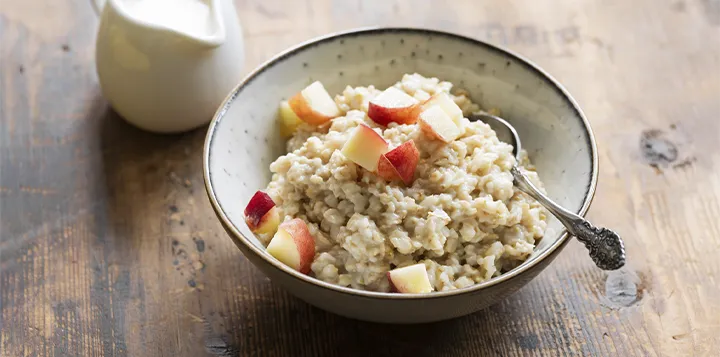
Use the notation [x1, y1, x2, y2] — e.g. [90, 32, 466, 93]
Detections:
[204, 28, 597, 323]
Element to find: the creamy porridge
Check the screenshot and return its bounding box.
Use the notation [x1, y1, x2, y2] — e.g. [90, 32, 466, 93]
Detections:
[244, 73, 547, 293]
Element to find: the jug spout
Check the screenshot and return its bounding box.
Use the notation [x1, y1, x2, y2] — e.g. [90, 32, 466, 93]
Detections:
[108, 0, 226, 48]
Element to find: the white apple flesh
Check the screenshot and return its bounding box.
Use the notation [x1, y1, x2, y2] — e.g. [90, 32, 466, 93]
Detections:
[418, 105, 461, 143]
[387, 263, 433, 293]
[422, 92, 464, 126]
[289, 81, 341, 125]
[266, 218, 316, 274]
[341, 124, 389, 171]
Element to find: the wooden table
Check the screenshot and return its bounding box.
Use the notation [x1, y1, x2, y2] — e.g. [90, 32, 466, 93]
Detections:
[2, 0, 719, 356]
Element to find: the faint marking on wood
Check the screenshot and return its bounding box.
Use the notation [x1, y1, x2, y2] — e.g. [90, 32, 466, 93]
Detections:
[699, 0, 720, 25]
[171, 235, 206, 289]
[253, 2, 286, 19]
[472, 23, 582, 57]
[588, 36, 616, 63]
[193, 237, 206, 252]
[18, 186, 56, 195]
[205, 336, 237, 356]
[672, 157, 696, 170]
[640, 129, 679, 173]
[672, 1, 688, 11]
[602, 269, 643, 308]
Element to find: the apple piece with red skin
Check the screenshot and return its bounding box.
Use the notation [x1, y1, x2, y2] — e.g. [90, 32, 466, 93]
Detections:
[418, 105, 461, 143]
[266, 218, 316, 274]
[288, 81, 341, 125]
[341, 124, 389, 171]
[368, 87, 420, 126]
[376, 155, 399, 182]
[387, 263, 434, 293]
[376, 140, 420, 185]
[421, 92, 464, 126]
[244, 191, 281, 234]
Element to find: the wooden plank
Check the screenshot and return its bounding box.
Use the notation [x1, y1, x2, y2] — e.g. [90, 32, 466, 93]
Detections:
[1, 0, 719, 356]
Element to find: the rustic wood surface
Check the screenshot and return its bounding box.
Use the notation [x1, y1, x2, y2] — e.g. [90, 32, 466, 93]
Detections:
[2, 0, 720, 356]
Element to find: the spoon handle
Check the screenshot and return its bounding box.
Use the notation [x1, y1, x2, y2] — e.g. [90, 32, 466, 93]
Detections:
[510, 166, 626, 270]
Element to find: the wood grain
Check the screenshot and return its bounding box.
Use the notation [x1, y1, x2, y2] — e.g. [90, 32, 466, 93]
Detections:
[2, 0, 719, 356]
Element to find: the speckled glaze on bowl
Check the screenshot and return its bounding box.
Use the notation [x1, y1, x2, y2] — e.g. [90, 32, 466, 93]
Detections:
[203, 27, 598, 324]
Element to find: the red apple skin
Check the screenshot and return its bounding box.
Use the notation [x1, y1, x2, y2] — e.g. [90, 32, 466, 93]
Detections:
[376, 155, 401, 181]
[367, 87, 420, 126]
[385, 140, 419, 185]
[280, 218, 316, 274]
[368, 102, 420, 126]
[244, 191, 276, 231]
[376, 140, 420, 185]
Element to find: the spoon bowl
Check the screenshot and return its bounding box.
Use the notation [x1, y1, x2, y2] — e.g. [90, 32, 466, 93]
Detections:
[472, 112, 522, 158]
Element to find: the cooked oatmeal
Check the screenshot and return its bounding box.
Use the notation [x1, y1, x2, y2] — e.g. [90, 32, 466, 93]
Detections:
[263, 73, 547, 292]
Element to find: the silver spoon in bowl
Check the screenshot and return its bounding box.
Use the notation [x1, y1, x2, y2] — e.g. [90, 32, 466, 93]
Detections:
[469, 113, 626, 270]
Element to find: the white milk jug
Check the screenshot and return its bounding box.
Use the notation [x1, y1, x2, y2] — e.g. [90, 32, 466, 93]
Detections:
[93, 0, 245, 133]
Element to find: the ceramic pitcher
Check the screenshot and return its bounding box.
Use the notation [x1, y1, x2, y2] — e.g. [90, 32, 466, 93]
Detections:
[93, 0, 245, 133]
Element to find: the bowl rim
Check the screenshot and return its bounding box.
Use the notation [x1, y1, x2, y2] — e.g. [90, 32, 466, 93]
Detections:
[203, 26, 599, 300]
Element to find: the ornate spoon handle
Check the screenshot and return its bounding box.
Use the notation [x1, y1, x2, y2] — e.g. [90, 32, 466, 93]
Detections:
[510, 167, 626, 270]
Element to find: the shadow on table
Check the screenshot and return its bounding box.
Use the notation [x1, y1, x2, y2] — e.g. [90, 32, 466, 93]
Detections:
[97, 102, 208, 245]
[93, 101, 218, 354]
[214, 287, 534, 357]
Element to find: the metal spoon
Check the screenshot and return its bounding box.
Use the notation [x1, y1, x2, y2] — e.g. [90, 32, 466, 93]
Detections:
[469, 113, 626, 270]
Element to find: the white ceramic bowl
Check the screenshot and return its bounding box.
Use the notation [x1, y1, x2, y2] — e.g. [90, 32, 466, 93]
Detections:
[203, 28, 598, 323]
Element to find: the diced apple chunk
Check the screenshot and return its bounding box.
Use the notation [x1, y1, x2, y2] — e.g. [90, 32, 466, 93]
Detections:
[244, 191, 281, 234]
[266, 218, 315, 274]
[376, 140, 420, 185]
[368, 87, 420, 126]
[278, 101, 303, 137]
[419, 105, 461, 143]
[422, 92, 464, 126]
[288, 81, 341, 125]
[387, 263, 433, 293]
[341, 124, 389, 171]
[376, 155, 398, 181]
